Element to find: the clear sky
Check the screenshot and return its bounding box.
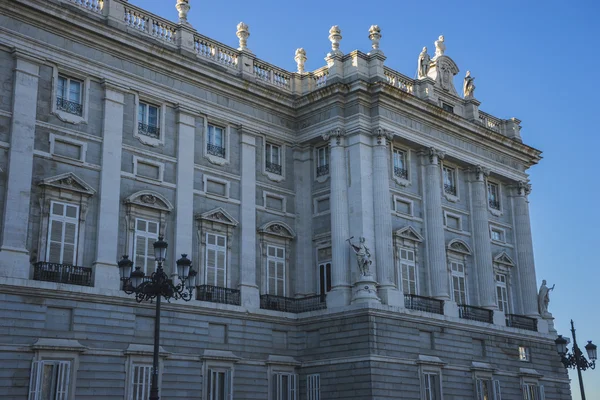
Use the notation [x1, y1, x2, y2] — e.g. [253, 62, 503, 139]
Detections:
[142, 0, 599, 397]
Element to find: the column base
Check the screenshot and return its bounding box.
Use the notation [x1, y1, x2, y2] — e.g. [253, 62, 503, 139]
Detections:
[493, 310, 506, 326]
[0, 247, 30, 279]
[351, 274, 381, 305]
[239, 284, 260, 309]
[377, 285, 404, 308]
[443, 300, 459, 318]
[92, 261, 121, 289]
[326, 286, 352, 308]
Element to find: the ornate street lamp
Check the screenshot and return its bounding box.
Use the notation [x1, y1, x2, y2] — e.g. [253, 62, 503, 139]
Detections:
[555, 320, 597, 400]
[118, 237, 197, 400]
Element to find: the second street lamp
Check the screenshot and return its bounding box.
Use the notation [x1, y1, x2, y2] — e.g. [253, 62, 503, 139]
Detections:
[118, 237, 197, 400]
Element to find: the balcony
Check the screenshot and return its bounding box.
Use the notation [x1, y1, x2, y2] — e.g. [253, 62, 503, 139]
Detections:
[443, 183, 457, 196]
[316, 164, 329, 177]
[207, 143, 226, 158]
[506, 314, 538, 332]
[138, 122, 160, 138]
[33, 262, 93, 287]
[488, 199, 501, 210]
[394, 166, 408, 180]
[260, 294, 326, 313]
[265, 161, 282, 175]
[458, 304, 493, 323]
[404, 294, 444, 315]
[196, 285, 240, 306]
[56, 97, 83, 116]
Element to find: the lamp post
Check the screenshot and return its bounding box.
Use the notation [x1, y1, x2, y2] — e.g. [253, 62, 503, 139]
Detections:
[118, 236, 197, 400]
[555, 320, 597, 400]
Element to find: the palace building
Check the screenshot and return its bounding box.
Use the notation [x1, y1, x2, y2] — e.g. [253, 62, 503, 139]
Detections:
[0, 0, 570, 399]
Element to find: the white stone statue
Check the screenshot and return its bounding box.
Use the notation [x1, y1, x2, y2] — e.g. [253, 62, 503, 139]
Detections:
[294, 48, 307, 74]
[538, 280, 555, 317]
[463, 70, 476, 99]
[236, 22, 250, 51]
[417, 46, 431, 79]
[348, 236, 372, 276]
[434, 35, 445, 58]
[175, 0, 190, 25]
[368, 25, 381, 51]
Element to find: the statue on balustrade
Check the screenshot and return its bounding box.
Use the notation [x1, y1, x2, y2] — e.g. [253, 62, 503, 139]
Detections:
[463, 70, 476, 99]
[538, 279, 555, 317]
[417, 47, 431, 79]
[348, 236, 372, 276]
[434, 35, 445, 58]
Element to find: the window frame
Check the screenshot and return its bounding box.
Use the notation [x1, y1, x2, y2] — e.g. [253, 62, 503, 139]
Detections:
[495, 272, 510, 314]
[51, 67, 90, 125]
[204, 232, 228, 288]
[263, 138, 286, 182]
[258, 222, 295, 297]
[399, 247, 418, 295]
[203, 119, 231, 166]
[28, 359, 71, 400]
[486, 180, 503, 216]
[124, 348, 164, 400]
[391, 146, 411, 186]
[393, 226, 423, 296]
[474, 375, 501, 400]
[316, 245, 332, 295]
[449, 259, 468, 305]
[443, 210, 463, 232]
[306, 373, 320, 400]
[441, 163, 459, 202]
[518, 346, 531, 362]
[266, 244, 286, 296]
[315, 145, 330, 182]
[133, 93, 166, 147]
[489, 226, 506, 244]
[271, 371, 298, 400]
[28, 340, 82, 400]
[46, 201, 80, 266]
[521, 382, 544, 400]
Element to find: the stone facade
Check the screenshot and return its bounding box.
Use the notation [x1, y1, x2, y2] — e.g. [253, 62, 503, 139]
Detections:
[0, 0, 570, 399]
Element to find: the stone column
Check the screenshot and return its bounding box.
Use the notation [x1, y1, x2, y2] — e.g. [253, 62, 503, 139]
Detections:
[372, 129, 402, 307]
[93, 81, 126, 289]
[420, 147, 449, 300]
[468, 166, 497, 309]
[511, 182, 538, 317]
[293, 146, 314, 296]
[0, 50, 41, 279]
[324, 129, 351, 307]
[239, 128, 259, 308]
[173, 106, 195, 274]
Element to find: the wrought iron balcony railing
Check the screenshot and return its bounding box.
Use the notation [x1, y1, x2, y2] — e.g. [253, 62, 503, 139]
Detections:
[316, 164, 329, 177]
[260, 294, 326, 313]
[33, 262, 93, 287]
[56, 97, 83, 116]
[506, 314, 538, 332]
[196, 284, 240, 306]
[265, 161, 282, 175]
[404, 294, 444, 315]
[488, 199, 501, 210]
[444, 183, 457, 196]
[394, 167, 408, 180]
[207, 143, 226, 158]
[458, 304, 493, 323]
[138, 122, 160, 138]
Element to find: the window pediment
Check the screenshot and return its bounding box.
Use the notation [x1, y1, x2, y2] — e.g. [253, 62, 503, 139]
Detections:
[258, 221, 295, 239]
[394, 226, 424, 242]
[39, 172, 95, 197]
[124, 190, 173, 213]
[447, 239, 472, 255]
[197, 207, 238, 227]
[494, 251, 515, 266]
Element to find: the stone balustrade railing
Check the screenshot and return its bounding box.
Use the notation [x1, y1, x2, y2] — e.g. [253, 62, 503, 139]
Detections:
[254, 61, 291, 90]
[384, 67, 415, 94]
[479, 111, 502, 132]
[194, 34, 238, 69]
[67, 0, 103, 13]
[123, 3, 177, 43]
[312, 66, 329, 89]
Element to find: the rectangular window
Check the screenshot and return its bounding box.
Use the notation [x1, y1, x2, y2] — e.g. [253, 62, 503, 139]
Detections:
[393, 148, 408, 179]
[318, 247, 332, 295]
[138, 102, 161, 138]
[266, 143, 282, 175]
[207, 125, 226, 158]
[131, 363, 152, 400]
[522, 383, 544, 400]
[57, 75, 83, 116]
[205, 233, 227, 287]
[443, 166, 457, 196]
[400, 248, 417, 295]
[316, 146, 329, 177]
[495, 273, 509, 313]
[423, 372, 441, 400]
[450, 261, 467, 304]
[442, 102, 454, 113]
[267, 245, 286, 296]
[476, 378, 501, 400]
[133, 218, 159, 274]
[487, 182, 500, 210]
[207, 368, 233, 400]
[28, 360, 71, 400]
[519, 346, 530, 362]
[272, 372, 297, 400]
[490, 228, 504, 242]
[307, 374, 320, 400]
[47, 201, 79, 265]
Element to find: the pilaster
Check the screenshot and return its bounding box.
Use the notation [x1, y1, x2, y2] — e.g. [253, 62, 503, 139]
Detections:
[293, 146, 314, 296]
[0, 50, 42, 279]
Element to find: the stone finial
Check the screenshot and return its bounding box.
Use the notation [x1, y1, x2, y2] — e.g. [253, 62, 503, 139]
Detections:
[236, 22, 250, 51]
[434, 35, 445, 58]
[328, 25, 342, 55]
[294, 48, 307, 74]
[368, 25, 381, 50]
[175, 0, 190, 25]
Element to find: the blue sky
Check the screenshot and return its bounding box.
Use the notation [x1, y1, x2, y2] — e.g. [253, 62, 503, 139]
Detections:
[142, 0, 599, 397]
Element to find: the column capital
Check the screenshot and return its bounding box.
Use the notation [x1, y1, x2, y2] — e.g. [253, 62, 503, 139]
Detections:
[372, 127, 393, 145]
[322, 128, 346, 146]
[510, 180, 531, 197]
[467, 165, 490, 182]
[418, 147, 445, 164]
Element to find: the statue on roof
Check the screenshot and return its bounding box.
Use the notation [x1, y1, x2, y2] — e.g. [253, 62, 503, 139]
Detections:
[417, 47, 431, 79]
[463, 70, 476, 99]
[434, 35, 445, 58]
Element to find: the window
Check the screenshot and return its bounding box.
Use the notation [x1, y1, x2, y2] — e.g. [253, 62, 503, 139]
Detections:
[133, 218, 159, 274]
[476, 378, 501, 400]
[138, 102, 160, 139]
[400, 248, 417, 295]
[266, 143, 282, 175]
[487, 182, 500, 210]
[28, 360, 71, 400]
[205, 233, 227, 287]
[442, 166, 457, 196]
[518, 346, 530, 362]
[307, 374, 320, 400]
[393, 148, 408, 180]
[267, 245, 286, 296]
[272, 372, 297, 400]
[57, 75, 82, 116]
[130, 363, 152, 400]
[316, 146, 329, 177]
[441, 102, 454, 113]
[47, 201, 79, 265]
[423, 372, 441, 400]
[522, 383, 544, 400]
[317, 247, 332, 295]
[450, 261, 467, 304]
[207, 124, 226, 158]
[495, 273, 509, 313]
[207, 368, 233, 400]
[490, 227, 504, 242]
